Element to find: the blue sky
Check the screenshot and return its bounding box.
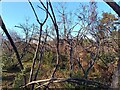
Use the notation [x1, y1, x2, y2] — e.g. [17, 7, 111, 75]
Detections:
[1, 1, 119, 34]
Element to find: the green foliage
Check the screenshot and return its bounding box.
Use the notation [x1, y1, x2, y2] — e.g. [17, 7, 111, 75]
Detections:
[59, 54, 68, 69]
[60, 54, 68, 62]
[22, 66, 31, 74]
[42, 50, 53, 65]
[22, 52, 34, 62]
[72, 70, 82, 78]
[100, 52, 116, 64]
[12, 67, 28, 88]
[2, 54, 18, 70]
[64, 82, 75, 88]
[64, 71, 82, 88]
[13, 73, 24, 88]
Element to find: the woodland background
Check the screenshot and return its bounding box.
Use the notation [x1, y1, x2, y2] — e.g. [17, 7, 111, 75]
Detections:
[0, 0, 120, 89]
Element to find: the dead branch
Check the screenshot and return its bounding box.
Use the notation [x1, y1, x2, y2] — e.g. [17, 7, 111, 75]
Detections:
[23, 78, 110, 89]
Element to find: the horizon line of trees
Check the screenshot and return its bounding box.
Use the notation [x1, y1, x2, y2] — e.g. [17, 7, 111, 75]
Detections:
[0, 0, 120, 89]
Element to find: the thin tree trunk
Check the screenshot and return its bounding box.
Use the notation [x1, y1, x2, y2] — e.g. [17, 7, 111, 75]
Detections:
[69, 42, 73, 77]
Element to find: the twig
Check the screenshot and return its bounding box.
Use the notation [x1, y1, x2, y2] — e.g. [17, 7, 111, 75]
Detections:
[28, 0, 41, 25]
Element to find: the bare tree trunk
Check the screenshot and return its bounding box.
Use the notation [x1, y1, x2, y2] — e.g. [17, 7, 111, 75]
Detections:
[69, 41, 73, 77]
[103, 0, 120, 17]
[0, 29, 2, 89]
[118, 29, 120, 88]
[0, 16, 27, 87]
[29, 25, 42, 82]
[0, 16, 24, 70]
[111, 66, 120, 88]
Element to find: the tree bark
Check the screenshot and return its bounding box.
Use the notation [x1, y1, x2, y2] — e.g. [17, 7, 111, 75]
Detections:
[103, 0, 120, 17]
[0, 16, 24, 70]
